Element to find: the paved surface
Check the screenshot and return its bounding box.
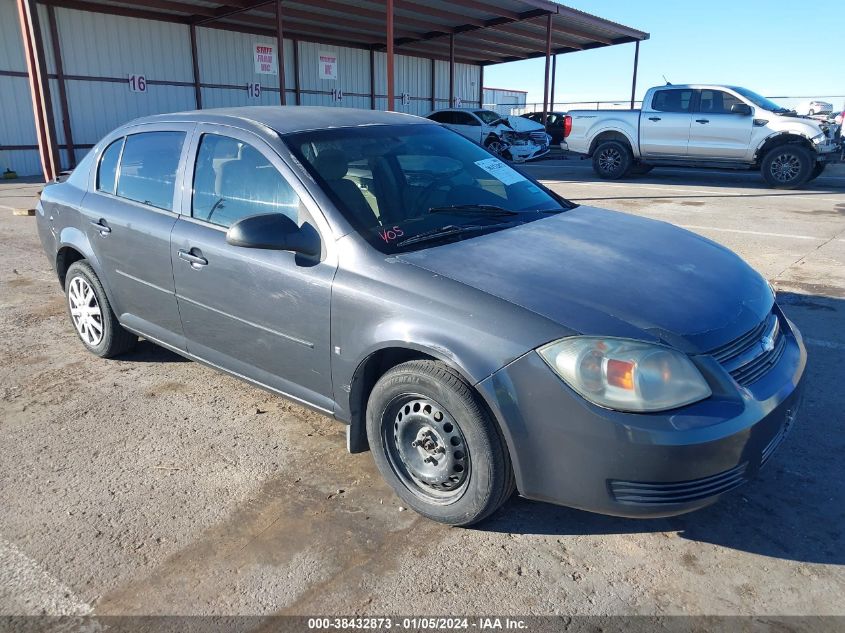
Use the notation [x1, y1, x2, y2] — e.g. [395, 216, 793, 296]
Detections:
[1, 164, 844, 618]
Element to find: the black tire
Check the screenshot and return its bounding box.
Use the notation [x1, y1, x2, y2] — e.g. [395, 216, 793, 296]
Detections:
[808, 162, 826, 181]
[760, 144, 814, 189]
[629, 163, 654, 176]
[366, 360, 515, 526]
[592, 140, 633, 179]
[65, 260, 137, 358]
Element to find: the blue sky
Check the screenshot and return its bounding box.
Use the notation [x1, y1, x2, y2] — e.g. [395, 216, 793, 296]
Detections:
[484, 0, 845, 108]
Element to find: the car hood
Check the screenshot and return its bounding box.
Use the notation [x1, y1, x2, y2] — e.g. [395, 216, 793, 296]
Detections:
[499, 116, 544, 133]
[397, 206, 772, 354]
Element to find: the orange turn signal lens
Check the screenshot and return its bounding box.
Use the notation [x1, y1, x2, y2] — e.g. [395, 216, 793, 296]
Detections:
[606, 359, 635, 390]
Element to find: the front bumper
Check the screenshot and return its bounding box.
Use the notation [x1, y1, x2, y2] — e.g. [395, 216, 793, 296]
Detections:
[477, 316, 807, 518]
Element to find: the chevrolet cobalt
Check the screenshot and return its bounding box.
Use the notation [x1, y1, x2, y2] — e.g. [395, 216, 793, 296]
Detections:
[36, 107, 805, 525]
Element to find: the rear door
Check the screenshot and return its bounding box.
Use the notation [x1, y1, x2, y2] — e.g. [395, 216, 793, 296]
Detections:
[687, 89, 754, 159]
[639, 88, 694, 156]
[170, 124, 336, 411]
[80, 124, 193, 349]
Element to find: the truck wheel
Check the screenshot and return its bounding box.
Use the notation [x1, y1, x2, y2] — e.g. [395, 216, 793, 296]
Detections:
[366, 360, 515, 526]
[65, 260, 137, 358]
[629, 163, 654, 176]
[808, 162, 826, 181]
[592, 140, 633, 179]
[761, 144, 813, 189]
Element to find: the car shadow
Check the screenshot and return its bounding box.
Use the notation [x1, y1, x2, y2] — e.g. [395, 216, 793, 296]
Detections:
[119, 339, 190, 363]
[480, 291, 845, 567]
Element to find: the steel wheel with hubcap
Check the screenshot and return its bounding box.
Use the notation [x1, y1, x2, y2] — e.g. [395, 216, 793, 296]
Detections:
[64, 260, 137, 358]
[366, 360, 515, 526]
[761, 144, 812, 189]
[68, 276, 103, 347]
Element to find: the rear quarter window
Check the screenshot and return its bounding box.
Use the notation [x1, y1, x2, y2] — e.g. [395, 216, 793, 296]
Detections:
[96, 138, 123, 194]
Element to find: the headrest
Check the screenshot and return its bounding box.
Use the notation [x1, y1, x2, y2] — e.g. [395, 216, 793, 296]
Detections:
[313, 149, 349, 181]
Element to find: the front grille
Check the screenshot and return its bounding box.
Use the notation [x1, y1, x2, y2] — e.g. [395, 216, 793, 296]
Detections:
[707, 312, 785, 387]
[529, 130, 548, 145]
[609, 463, 748, 505]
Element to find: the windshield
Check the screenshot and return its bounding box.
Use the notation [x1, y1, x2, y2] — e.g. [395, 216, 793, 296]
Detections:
[284, 124, 573, 254]
[474, 110, 503, 125]
[729, 86, 789, 113]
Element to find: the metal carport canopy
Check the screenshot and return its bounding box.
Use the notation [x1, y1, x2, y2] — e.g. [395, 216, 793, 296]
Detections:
[35, 0, 649, 65]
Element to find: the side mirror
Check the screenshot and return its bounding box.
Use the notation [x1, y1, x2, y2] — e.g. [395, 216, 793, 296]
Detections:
[226, 213, 321, 257]
[731, 103, 752, 116]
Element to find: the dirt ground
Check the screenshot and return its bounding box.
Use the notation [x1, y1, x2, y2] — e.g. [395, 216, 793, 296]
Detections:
[1, 163, 843, 620]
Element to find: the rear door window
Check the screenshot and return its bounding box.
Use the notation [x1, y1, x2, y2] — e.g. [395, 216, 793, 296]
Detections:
[651, 89, 694, 113]
[116, 131, 185, 211]
[428, 111, 454, 124]
[96, 138, 123, 194]
[191, 133, 301, 229]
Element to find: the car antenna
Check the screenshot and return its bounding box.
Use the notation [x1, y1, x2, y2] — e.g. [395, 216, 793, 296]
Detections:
[662, 75, 672, 86]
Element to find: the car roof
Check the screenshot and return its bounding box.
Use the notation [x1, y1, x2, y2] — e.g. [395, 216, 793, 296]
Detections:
[124, 106, 434, 135]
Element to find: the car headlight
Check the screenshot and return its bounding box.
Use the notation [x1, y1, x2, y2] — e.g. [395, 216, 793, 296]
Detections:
[537, 337, 712, 412]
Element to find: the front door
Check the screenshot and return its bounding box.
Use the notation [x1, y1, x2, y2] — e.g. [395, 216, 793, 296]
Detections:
[80, 125, 193, 349]
[450, 111, 484, 143]
[170, 125, 336, 411]
[687, 89, 754, 159]
[639, 88, 695, 157]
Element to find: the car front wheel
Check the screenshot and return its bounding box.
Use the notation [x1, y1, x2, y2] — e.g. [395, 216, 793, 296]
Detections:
[65, 260, 137, 358]
[366, 360, 514, 526]
[761, 145, 813, 189]
[484, 137, 507, 157]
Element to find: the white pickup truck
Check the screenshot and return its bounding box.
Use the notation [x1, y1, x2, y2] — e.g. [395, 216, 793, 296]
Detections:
[564, 84, 842, 189]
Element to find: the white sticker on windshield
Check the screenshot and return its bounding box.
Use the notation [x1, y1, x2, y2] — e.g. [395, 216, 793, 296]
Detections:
[474, 158, 526, 186]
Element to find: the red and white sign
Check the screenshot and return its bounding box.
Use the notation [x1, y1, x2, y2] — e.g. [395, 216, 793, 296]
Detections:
[318, 51, 338, 80]
[254, 43, 277, 75]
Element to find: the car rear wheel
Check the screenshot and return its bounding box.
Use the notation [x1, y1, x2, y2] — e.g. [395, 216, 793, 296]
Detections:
[65, 260, 137, 358]
[761, 145, 813, 189]
[366, 360, 514, 526]
[592, 140, 633, 179]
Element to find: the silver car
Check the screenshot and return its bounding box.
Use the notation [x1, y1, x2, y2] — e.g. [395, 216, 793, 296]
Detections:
[36, 107, 805, 526]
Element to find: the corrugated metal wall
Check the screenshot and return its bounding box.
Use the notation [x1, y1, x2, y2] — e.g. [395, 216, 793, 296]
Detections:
[0, 0, 484, 177]
[0, 0, 39, 176]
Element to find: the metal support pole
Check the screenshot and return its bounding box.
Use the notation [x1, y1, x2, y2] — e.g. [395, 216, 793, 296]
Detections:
[16, 0, 59, 182]
[550, 54, 556, 112]
[449, 34, 455, 106]
[630, 40, 640, 110]
[386, 0, 394, 111]
[369, 48, 376, 110]
[430, 58, 436, 111]
[293, 38, 301, 105]
[46, 4, 75, 167]
[276, 0, 286, 105]
[189, 24, 202, 109]
[541, 13, 552, 130]
[478, 64, 483, 108]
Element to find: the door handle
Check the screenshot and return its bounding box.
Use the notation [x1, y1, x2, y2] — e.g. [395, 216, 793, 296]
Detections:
[648, 116, 661, 121]
[695, 119, 710, 124]
[178, 249, 208, 268]
[89, 219, 111, 235]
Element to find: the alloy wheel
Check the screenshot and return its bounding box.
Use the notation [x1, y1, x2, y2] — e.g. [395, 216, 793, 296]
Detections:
[486, 140, 506, 156]
[769, 152, 802, 184]
[383, 395, 470, 503]
[597, 147, 622, 174]
[68, 276, 104, 346]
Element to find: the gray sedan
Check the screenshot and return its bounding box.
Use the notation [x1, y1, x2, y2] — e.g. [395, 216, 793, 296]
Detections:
[36, 107, 805, 526]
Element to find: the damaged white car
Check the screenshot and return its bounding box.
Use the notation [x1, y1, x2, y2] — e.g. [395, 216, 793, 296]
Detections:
[426, 108, 550, 162]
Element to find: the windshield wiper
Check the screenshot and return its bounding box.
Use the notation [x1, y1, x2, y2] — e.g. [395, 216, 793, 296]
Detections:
[395, 222, 512, 248]
[428, 204, 519, 216]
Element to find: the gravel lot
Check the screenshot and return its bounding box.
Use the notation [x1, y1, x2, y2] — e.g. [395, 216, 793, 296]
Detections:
[1, 163, 843, 619]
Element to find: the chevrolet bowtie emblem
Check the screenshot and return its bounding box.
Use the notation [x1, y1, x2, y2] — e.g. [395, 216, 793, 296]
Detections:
[760, 335, 775, 353]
